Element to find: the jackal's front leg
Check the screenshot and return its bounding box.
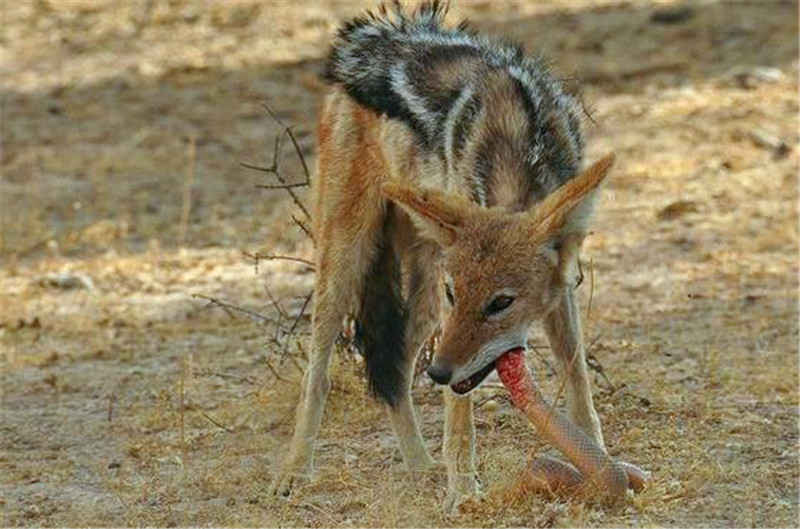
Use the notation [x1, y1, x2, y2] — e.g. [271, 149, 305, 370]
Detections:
[387, 388, 436, 473]
[544, 286, 605, 448]
[386, 244, 441, 473]
[442, 391, 481, 514]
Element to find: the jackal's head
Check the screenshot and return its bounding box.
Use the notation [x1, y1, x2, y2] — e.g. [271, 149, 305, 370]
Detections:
[382, 155, 615, 394]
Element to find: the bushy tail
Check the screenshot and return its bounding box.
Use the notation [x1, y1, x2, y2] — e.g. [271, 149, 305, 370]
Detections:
[357, 205, 407, 408]
[325, 0, 451, 90]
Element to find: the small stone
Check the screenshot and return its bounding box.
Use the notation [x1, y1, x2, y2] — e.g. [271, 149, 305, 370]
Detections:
[749, 129, 791, 158]
[657, 200, 699, 221]
[723, 66, 784, 89]
[482, 399, 500, 412]
[650, 6, 693, 25]
[36, 272, 94, 291]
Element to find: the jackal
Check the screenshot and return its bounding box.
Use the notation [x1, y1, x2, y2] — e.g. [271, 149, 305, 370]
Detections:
[270, 1, 615, 511]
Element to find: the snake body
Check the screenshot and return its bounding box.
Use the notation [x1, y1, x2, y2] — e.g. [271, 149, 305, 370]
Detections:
[496, 348, 646, 502]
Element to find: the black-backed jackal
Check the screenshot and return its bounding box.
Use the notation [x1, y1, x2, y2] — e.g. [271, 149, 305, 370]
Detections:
[270, 1, 616, 512]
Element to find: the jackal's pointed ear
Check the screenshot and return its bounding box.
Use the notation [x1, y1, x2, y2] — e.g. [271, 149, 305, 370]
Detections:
[381, 182, 476, 247]
[528, 153, 615, 240]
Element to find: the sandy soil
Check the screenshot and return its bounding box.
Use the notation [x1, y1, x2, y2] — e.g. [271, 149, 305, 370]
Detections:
[1, 1, 798, 527]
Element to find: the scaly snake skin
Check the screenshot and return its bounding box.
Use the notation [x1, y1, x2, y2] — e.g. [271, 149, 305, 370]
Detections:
[496, 349, 647, 502]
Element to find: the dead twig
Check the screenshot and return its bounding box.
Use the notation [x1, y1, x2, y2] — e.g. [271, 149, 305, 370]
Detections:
[265, 407, 295, 432]
[585, 335, 614, 390]
[263, 283, 288, 343]
[254, 182, 309, 190]
[265, 358, 290, 384]
[291, 214, 314, 241]
[280, 290, 313, 361]
[192, 293, 278, 325]
[274, 311, 284, 343]
[263, 283, 288, 319]
[295, 339, 310, 363]
[178, 136, 196, 247]
[240, 106, 311, 221]
[261, 103, 311, 185]
[205, 371, 259, 384]
[107, 392, 116, 423]
[585, 334, 603, 355]
[240, 160, 279, 175]
[288, 338, 307, 372]
[200, 411, 233, 433]
[242, 250, 315, 270]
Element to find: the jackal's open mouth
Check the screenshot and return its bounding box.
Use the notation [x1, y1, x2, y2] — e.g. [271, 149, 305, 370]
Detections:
[450, 360, 497, 395]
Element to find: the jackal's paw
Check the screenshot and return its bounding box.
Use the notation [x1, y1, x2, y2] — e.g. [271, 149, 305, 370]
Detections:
[443, 474, 483, 516]
[407, 457, 442, 480]
[268, 465, 311, 498]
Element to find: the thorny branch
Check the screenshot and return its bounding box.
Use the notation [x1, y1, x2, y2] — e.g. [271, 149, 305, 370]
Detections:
[265, 357, 290, 383]
[290, 214, 314, 241]
[254, 182, 309, 190]
[243, 250, 315, 272]
[232, 105, 320, 385]
[261, 103, 312, 185]
[192, 293, 278, 325]
[262, 291, 286, 316]
[584, 337, 651, 406]
[237, 106, 392, 385]
[200, 410, 233, 433]
[191, 292, 310, 383]
[280, 291, 313, 362]
[584, 334, 614, 390]
[263, 283, 288, 336]
[240, 102, 312, 222]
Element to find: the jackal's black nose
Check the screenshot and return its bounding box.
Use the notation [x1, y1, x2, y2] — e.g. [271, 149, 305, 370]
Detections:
[427, 364, 452, 385]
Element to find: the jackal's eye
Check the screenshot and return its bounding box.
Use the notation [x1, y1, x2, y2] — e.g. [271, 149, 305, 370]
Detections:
[445, 283, 455, 306]
[484, 295, 514, 316]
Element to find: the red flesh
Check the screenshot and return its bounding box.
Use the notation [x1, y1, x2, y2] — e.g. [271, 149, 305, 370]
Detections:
[495, 348, 532, 408]
[496, 348, 647, 500]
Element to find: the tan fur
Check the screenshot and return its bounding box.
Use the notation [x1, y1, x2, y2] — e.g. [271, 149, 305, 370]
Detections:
[270, 86, 615, 513]
[527, 154, 615, 240]
[456, 71, 539, 210]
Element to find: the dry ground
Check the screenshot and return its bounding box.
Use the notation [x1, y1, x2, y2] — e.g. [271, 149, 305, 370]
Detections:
[1, 1, 798, 527]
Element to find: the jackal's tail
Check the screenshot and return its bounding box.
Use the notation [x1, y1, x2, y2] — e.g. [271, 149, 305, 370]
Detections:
[356, 204, 407, 408]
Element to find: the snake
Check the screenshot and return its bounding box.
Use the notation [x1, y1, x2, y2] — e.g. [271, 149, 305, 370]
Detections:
[496, 348, 647, 503]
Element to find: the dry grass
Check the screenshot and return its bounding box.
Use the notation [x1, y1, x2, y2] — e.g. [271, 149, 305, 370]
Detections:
[1, 0, 798, 527]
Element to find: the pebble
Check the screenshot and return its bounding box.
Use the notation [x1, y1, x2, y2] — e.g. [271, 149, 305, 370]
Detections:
[650, 5, 694, 25]
[481, 399, 500, 412]
[748, 129, 791, 158]
[723, 66, 784, 89]
[36, 273, 94, 291]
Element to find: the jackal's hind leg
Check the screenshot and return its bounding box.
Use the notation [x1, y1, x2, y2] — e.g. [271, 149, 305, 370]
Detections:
[270, 202, 382, 497]
[269, 279, 351, 497]
[544, 286, 605, 448]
